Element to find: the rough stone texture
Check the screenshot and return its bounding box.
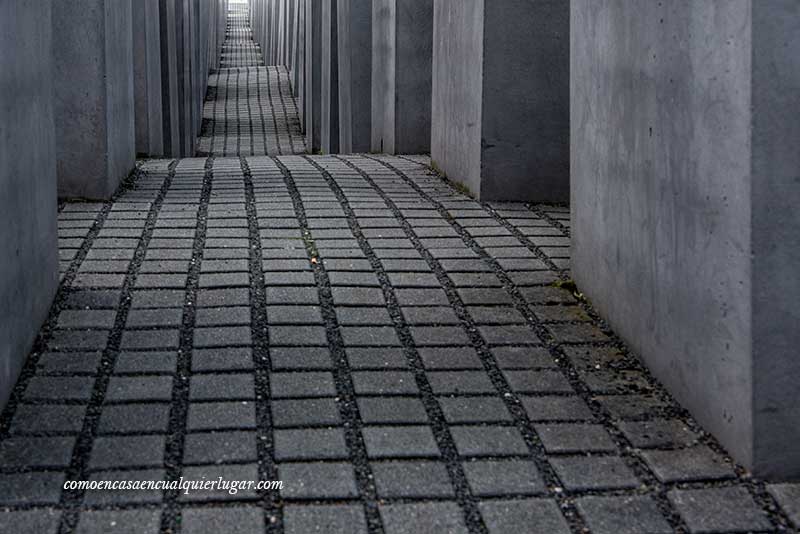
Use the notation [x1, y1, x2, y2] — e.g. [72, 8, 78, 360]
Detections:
[53, 0, 136, 200]
[0, 0, 59, 414]
[371, 0, 433, 155]
[133, 0, 165, 156]
[431, 0, 569, 202]
[571, 0, 800, 479]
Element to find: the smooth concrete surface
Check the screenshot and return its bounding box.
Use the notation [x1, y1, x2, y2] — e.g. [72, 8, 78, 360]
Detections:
[371, 0, 433, 154]
[134, 0, 165, 156]
[159, 0, 182, 156]
[0, 1, 59, 408]
[431, 0, 569, 201]
[337, 0, 372, 153]
[305, 0, 323, 151]
[571, 0, 800, 480]
[53, 0, 136, 199]
[321, 0, 340, 154]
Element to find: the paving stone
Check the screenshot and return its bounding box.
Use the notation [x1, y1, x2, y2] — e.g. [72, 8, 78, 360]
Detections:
[114, 351, 177, 374]
[271, 372, 337, 398]
[521, 396, 593, 422]
[192, 347, 254, 371]
[10, 404, 86, 434]
[0, 472, 65, 505]
[450, 425, 528, 456]
[194, 325, 253, 347]
[463, 459, 545, 496]
[265, 287, 319, 305]
[410, 326, 470, 346]
[550, 455, 640, 491]
[37, 351, 103, 374]
[184, 431, 258, 464]
[352, 371, 418, 395]
[272, 398, 341, 427]
[479, 325, 541, 345]
[89, 435, 165, 470]
[394, 288, 450, 306]
[357, 397, 428, 424]
[121, 329, 180, 350]
[266, 305, 323, 324]
[278, 462, 359, 499]
[668, 487, 772, 533]
[767, 483, 800, 528]
[401, 306, 460, 326]
[57, 309, 116, 329]
[503, 370, 573, 393]
[0, 436, 75, 468]
[379, 502, 468, 534]
[50, 329, 110, 350]
[3, 509, 61, 534]
[346, 347, 409, 369]
[98, 403, 171, 433]
[196, 305, 251, 326]
[197, 287, 251, 307]
[617, 419, 699, 448]
[437, 396, 512, 423]
[106, 376, 174, 402]
[363, 426, 440, 458]
[274, 428, 349, 460]
[190, 374, 255, 400]
[479, 499, 570, 534]
[576, 495, 672, 534]
[187, 401, 257, 430]
[336, 326, 399, 347]
[492, 346, 556, 369]
[271, 347, 332, 370]
[284, 504, 368, 534]
[75, 509, 161, 534]
[178, 463, 260, 502]
[25, 376, 94, 401]
[417, 347, 482, 369]
[640, 446, 735, 483]
[427, 371, 496, 395]
[181, 507, 264, 534]
[371, 461, 455, 498]
[534, 424, 617, 453]
[331, 287, 386, 306]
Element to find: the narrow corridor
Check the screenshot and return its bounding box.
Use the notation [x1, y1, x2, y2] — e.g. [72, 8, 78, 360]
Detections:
[0, 3, 792, 534]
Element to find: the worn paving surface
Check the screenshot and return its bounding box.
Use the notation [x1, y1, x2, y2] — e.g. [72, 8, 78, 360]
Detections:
[1, 154, 797, 533]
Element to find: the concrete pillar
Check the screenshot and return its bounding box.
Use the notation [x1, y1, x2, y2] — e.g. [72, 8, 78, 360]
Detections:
[431, 0, 569, 201]
[305, 0, 323, 151]
[133, 0, 165, 156]
[159, 0, 182, 156]
[0, 0, 58, 407]
[321, 0, 340, 154]
[295, 0, 305, 102]
[371, 0, 433, 155]
[571, 0, 800, 480]
[337, 0, 372, 153]
[53, 0, 136, 199]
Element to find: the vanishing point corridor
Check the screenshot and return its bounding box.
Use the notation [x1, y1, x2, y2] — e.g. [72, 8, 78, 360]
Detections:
[0, 3, 796, 534]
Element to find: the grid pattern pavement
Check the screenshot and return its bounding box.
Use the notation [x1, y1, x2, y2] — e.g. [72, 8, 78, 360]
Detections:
[1, 155, 797, 534]
[198, 1, 306, 157]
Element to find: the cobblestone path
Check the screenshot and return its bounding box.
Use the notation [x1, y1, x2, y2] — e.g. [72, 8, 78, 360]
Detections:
[0, 2, 797, 534]
[198, 1, 305, 157]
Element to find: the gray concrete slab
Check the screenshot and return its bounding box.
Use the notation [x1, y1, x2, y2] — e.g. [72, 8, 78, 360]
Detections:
[0, 0, 59, 408]
[431, 0, 569, 201]
[305, 0, 323, 151]
[336, 0, 372, 153]
[53, 0, 136, 199]
[321, 0, 340, 154]
[571, 0, 800, 480]
[371, 0, 433, 155]
[134, 0, 165, 156]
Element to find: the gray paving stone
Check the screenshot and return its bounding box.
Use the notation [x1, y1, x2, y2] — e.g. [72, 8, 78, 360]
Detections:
[190, 374, 255, 400]
[196, 306, 251, 326]
[0, 436, 75, 468]
[284, 504, 368, 534]
[271, 347, 332, 370]
[25, 376, 94, 400]
[10, 404, 86, 434]
[534, 424, 617, 453]
[492, 346, 556, 369]
[192, 347, 254, 371]
[98, 403, 171, 433]
[767, 483, 800, 528]
[271, 372, 337, 398]
[550, 455, 640, 491]
[617, 419, 699, 448]
[37, 351, 103, 374]
[3, 509, 61, 534]
[106, 376, 174, 402]
[363, 426, 440, 458]
[89, 435, 165, 470]
[278, 462, 359, 499]
[272, 398, 341, 427]
[181, 507, 264, 534]
[178, 463, 260, 502]
[75, 509, 161, 534]
[576, 495, 672, 534]
[437, 396, 512, 423]
[187, 401, 257, 430]
[357, 397, 428, 424]
[371, 461, 455, 498]
[194, 325, 253, 347]
[184, 431, 258, 464]
[114, 351, 177, 374]
[379, 502, 468, 534]
[640, 446, 736, 483]
[352, 371, 418, 395]
[464, 459, 545, 496]
[274, 428, 349, 460]
[668, 487, 772, 533]
[450, 425, 528, 457]
[336, 306, 393, 325]
[479, 499, 569, 534]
